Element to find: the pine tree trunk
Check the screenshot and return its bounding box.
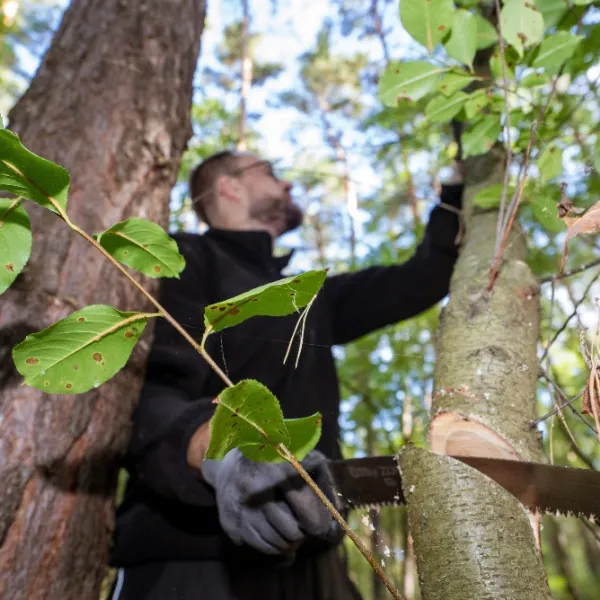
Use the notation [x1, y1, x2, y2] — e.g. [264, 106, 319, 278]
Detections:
[397, 148, 553, 599]
[0, 1, 205, 598]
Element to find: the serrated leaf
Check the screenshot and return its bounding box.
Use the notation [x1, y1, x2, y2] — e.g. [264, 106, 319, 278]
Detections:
[462, 116, 502, 157]
[424, 91, 468, 123]
[500, 0, 545, 58]
[96, 217, 185, 279]
[400, 0, 455, 52]
[444, 9, 477, 70]
[0, 198, 31, 295]
[437, 72, 480, 97]
[204, 269, 327, 334]
[535, 0, 568, 27]
[532, 32, 583, 70]
[538, 145, 563, 182]
[520, 71, 550, 87]
[473, 183, 517, 208]
[475, 14, 498, 49]
[206, 379, 290, 461]
[12, 305, 148, 394]
[378, 61, 447, 105]
[464, 90, 490, 119]
[242, 413, 322, 463]
[0, 129, 70, 216]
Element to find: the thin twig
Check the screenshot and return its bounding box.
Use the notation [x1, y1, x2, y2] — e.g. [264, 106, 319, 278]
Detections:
[540, 257, 600, 284]
[493, 0, 513, 258]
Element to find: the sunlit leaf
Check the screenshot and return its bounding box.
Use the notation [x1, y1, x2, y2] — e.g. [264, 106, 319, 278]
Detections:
[473, 183, 517, 209]
[437, 71, 480, 97]
[475, 14, 498, 49]
[520, 71, 550, 87]
[0, 198, 31, 295]
[96, 217, 186, 279]
[400, 0, 455, 52]
[12, 305, 148, 394]
[204, 269, 327, 334]
[242, 413, 322, 462]
[424, 91, 468, 123]
[532, 32, 583, 70]
[462, 116, 502, 157]
[0, 129, 70, 216]
[500, 0, 545, 58]
[538, 145, 563, 182]
[444, 9, 477, 70]
[379, 61, 447, 105]
[530, 191, 566, 233]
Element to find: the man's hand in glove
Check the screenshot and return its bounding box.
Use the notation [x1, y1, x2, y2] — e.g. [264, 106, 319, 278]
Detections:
[202, 449, 342, 557]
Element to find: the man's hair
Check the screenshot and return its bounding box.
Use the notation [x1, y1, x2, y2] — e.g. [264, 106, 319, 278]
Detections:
[189, 150, 242, 224]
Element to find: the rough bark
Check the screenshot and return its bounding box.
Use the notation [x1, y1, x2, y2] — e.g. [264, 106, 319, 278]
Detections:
[0, 1, 205, 598]
[397, 148, 552, 599]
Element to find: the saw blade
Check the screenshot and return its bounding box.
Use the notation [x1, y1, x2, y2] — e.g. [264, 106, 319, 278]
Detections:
[328, 454, 600, 520]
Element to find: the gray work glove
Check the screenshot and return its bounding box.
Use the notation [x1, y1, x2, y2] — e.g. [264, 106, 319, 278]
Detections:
[202, 449, 343, 556]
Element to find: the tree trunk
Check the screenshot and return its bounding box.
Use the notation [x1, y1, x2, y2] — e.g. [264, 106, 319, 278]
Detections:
[397, 148, 553, 599]
[0, 1, 205, 598]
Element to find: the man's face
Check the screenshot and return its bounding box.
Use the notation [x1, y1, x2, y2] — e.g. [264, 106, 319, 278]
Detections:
[233, 155, 303, 236]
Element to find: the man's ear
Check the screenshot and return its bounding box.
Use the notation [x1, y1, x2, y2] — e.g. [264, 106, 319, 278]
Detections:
[216, 174, 242, 204]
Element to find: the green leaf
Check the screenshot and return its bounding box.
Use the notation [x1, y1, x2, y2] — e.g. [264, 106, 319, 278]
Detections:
[464, 90, 490, 119]
[462, 116, 502, 157]
[12, 305, 148, 394]
[520, 71, 550, 87]
[538, 145, 563, 182]
[535, 0, 568, 27]
[424, 91, 468, 123]
[532, 32, 583, 70]
[490, 49, 516, 81]
[206, 379, 290, 461]
[500, 0, 545, 58]
[473, 183, 517, 208]
[0, 129, 70, 216]
[204, 269, 327, 334]
[242, 413, 322, 462]
[475, 14, 498, 50]
[96, 217, 186, 279]
[378, 61, 447, 105]
[437, 72, 480, 97]
[530, 190, 566, 233]
[0, 198, 31, 295]
[400, 0, 455, 52]
[444, 9, 477, 70]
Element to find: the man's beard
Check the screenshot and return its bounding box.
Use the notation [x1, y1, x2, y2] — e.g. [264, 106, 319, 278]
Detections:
[250, 196, 304, 235]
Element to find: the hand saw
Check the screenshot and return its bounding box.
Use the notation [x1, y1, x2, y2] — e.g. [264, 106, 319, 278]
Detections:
[327, 454, 600, 520]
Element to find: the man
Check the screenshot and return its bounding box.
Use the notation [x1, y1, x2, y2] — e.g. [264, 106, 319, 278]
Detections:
[109, 150, 464, 599]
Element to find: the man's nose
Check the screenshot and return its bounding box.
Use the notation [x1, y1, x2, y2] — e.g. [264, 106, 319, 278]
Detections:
[281, 179, 292, 193]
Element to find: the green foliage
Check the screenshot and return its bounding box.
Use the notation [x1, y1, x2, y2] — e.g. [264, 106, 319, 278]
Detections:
[399, 0, 455, 52]
[444, 9, 477, 70]
[500, 0, 545, 58]
[532, 32, 583, 70]
[379, 61, 447, 104]
[461, 116, 502, 157]
[206, 379, 321, 462]
[204, 269, 327, 334]
[0, 197, 31, 294]
[12, 305, 148, 394]
[96, 218, 186, 279]
[537, 145, 563, 182]
[0, 129, 69, 216]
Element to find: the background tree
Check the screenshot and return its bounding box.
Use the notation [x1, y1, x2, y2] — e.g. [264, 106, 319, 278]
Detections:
[0, 1, 205, 598]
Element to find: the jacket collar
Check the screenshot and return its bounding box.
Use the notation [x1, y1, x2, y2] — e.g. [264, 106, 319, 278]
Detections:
[204, 227, 294, 272]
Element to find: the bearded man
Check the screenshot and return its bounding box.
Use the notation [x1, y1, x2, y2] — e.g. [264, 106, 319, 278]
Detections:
[109, 150, 464, 600]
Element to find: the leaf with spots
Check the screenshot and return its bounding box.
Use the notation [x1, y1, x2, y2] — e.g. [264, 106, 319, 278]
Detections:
[461, 116, 502, 158]
[378, 61, 447, 105]
[204, 269, 327, 335]
[96, 217, 186, 279]
[0, 198, 31, 295]
[500, 0, 545, 58]
[424, 91, 468, 123]
[0, 129, 70, 217]
[12, 304, 151, 394]
[437, 71, 480, 97]
[400, 0, 455, 52]
[444, 9, 478, 70]
[464, 90, 490, 119]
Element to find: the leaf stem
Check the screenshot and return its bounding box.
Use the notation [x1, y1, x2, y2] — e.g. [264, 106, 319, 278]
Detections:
[277, 444, 406, 600]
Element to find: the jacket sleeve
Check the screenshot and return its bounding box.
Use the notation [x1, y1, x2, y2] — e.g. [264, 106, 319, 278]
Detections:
[125, 235, 218, 507]
[325, 184, 464, 346]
